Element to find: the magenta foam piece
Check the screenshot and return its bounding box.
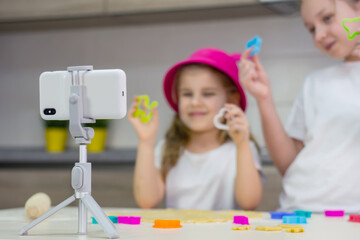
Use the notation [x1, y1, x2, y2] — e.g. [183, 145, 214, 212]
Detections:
[233, 215, 249, 225]
[117, 216, 141, 225]
[324, 210, 344, 217]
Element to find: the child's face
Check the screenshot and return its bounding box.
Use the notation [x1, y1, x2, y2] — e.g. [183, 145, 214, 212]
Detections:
[177, 67, 229, 133]
[301, 0, 360, 60]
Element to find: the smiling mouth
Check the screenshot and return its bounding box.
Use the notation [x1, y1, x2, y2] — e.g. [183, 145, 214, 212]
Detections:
[189, 112, 206, 117]
[325, 42, 335, 51]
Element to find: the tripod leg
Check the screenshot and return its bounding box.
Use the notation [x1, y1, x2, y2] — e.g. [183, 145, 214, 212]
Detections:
[81, 194, 119, 239]
[78, 200, 87, 234]
[20, 195, 76, 235]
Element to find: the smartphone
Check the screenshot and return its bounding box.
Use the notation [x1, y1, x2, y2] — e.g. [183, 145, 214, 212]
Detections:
[40, 69, 127, 120]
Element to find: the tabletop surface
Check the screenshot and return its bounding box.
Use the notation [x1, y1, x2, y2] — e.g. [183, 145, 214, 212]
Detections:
[0, 207, 359, 240]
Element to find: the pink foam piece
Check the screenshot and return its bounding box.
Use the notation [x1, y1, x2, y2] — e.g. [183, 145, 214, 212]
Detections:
[324, 210, 344, 217]
[117, 216, 141, 225]
[233, 215, 249, 225]
[349, 214, 360, 223]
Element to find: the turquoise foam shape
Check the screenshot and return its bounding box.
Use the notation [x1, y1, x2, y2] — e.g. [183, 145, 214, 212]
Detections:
[91, 216, 118, 224]
[294, 210, 312, 218]
[283, 216, 307, 224]
[246, 35, 262, 56]
[109, 216, 118, 223]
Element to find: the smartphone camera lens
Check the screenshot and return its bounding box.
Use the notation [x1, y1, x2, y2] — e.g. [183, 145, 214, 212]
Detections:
[44, 108, 56, 115]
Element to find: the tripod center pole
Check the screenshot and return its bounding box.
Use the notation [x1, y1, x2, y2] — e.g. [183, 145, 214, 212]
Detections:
[79, 144, 87, 163]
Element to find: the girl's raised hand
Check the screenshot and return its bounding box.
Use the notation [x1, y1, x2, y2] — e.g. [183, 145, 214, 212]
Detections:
[351, 30, 360, 58]
[224, 103, 250, 146]
[239, 48, 271, 102]
[128, 96, 159, 144]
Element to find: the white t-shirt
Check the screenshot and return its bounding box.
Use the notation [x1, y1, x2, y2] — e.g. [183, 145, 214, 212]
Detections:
[154, 140, 262, 210]
[281, 61, 360, 212]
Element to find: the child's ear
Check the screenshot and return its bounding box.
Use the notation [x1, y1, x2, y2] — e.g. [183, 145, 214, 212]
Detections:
[355, 0, 360, 11]
[228, 92, 241, 105]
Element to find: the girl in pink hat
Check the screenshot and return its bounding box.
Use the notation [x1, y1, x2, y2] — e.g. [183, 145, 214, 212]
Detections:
[129, 48, 263, 210]
[240, 0, 360, 212]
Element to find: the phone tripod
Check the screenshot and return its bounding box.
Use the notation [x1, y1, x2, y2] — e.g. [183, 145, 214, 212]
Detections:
[20, 66, 119, 239]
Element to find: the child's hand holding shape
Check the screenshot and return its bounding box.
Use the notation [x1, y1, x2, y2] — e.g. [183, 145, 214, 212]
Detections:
[128, 96, 159, 144]
[351, 32, 360, 58]
[239, 48, 271, 102]
[224, 103, 250, 146]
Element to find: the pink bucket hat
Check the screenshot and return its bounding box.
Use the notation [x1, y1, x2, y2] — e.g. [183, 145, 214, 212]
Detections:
[163, 47, 246, 112]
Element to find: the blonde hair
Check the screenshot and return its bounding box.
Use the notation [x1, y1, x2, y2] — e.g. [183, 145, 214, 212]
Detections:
[160, 64, 259, 180]
[342, 0, 360, 7]
[299, 0, 359, 7]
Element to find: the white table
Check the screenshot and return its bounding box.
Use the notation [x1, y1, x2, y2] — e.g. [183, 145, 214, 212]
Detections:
[1, 207, 359, 240]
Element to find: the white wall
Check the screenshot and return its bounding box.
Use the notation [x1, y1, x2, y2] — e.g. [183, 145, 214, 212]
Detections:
[0, 15, 338, 149]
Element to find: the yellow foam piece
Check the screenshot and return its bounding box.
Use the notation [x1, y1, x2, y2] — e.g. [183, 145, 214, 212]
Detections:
[255, 226, 282, 231]
[133, 95, 158, 123]
[342, 17, 360, 40]
[107, 209, 262, 224]
[232, 225, 252, 230]
[286, 227, 305, 233]
[278, 224, 302, 229]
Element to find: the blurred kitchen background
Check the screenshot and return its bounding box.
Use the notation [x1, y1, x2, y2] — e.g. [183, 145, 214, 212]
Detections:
[0, 0, 339, 211]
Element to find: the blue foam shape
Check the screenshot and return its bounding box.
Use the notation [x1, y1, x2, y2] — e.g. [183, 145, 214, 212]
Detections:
[283, 216, 307, 224]
[91, 217, 98, 224]
[269, 211, 296, 219]
[246, 35, 262, 56]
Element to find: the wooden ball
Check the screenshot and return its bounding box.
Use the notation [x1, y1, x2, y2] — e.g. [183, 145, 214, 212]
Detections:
[25, 192, 51, 219]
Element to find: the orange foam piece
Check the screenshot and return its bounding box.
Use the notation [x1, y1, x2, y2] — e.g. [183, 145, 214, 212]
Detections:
[153, 219, 182, 229]
[286, 227, 305, 233]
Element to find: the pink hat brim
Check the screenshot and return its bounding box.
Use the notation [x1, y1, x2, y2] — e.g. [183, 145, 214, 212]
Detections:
[163, 58, 247, 112]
